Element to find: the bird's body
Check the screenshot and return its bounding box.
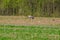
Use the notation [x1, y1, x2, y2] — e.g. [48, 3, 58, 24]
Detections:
[28, 15, 34, 19]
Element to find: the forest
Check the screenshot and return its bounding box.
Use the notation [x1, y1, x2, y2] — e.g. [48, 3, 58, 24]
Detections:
[0, 0, 60, 17]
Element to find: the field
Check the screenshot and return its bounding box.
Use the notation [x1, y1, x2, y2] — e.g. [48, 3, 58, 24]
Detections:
[0, 16, 60, 40]
[0, 25, 60, 40]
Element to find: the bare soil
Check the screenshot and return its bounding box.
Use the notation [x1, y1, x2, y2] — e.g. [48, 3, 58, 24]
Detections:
[0, 16, 60, 25]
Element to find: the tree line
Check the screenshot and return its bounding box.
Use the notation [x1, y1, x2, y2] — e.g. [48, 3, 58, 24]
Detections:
[0, 0, 60, 17]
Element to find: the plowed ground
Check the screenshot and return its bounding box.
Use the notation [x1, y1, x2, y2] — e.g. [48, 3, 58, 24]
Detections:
[0, 16, 60, 25]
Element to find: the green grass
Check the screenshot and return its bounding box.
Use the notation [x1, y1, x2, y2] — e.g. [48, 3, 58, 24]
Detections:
[0, 25, 60, 40]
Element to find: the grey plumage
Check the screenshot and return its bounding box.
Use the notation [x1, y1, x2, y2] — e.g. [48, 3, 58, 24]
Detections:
[28, 15, 34, 19]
